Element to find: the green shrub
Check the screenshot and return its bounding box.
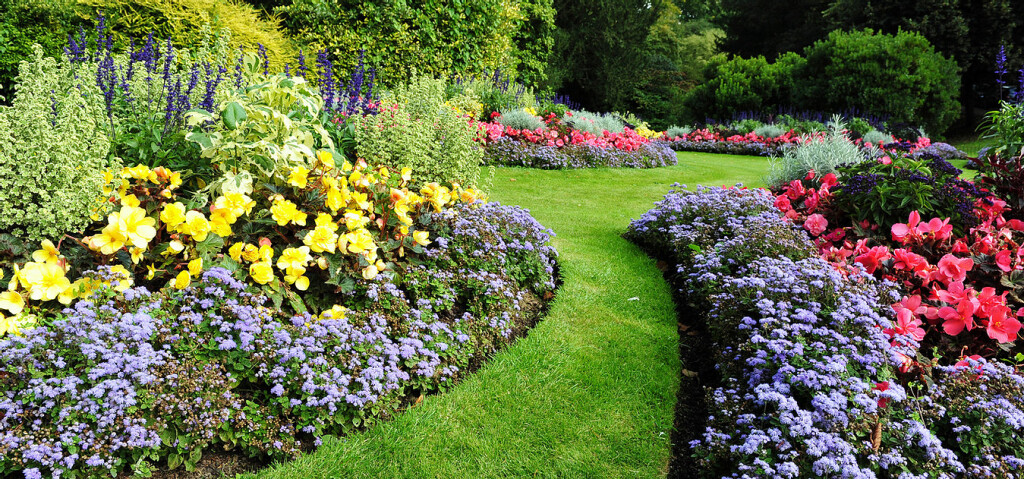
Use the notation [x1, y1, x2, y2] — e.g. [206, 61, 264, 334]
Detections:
[277, 0, 554, 89]
[682, 52, 805, 122]
[79, 0, 296, 71]
[0, 47, 121, 241]
[845, 117, 873, 138]
[730, 118, 763, 134]
[446, 72, 537, 119]
[498, 109, 546, 131]
[777, 114, 826, 135]
[753, 123, 788, 138]
[352, 76, 483, 186]
[980, 101, 1024, 158]
[861, 129, 891, 146]
[766, 117, 866, 187]
[566, 110, 625, 135]
[0, 0, 79, 102]
[796, 29, 961, 135]
[665, 125, 693, 138]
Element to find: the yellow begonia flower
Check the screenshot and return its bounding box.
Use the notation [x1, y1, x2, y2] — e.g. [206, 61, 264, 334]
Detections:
[108, 265, 133, 292]
[116, 205, 157, 249]
[401, 167, 412, 183]
[129, 247, 145, 264]
[325, 187, 346, 213]
[304, 226, 339, 254]
[345, 230, 376, 254]
[288, 166, 310, 189]
[270, 198, 307, 226]
[229, 242, 246, 262]
[161, 202, 188, 229]
[165, 240, 185, 256]
[121, 194, 141, 208]
[124, 164, 151, 180]
[249, 261, 275, 284]
[21, 262, 71, 302]
[277, 246, 312, 272]
[350, 191, 371, 211]
[315, 213, 339, 232]
[361, 264, 378, 280]
[240, 244, 260, 262]
[292, 275, 310, 291]
[316, 257, 329, 270]
[375, 260, 386, 272]
[214, 193, 255, 217]
[317, 150, 334, 170]
[0, 312, 19, 337]
[344, 210, 370, 231]
[321, 305, 347, 321]
[413, 230, 431, 246]
[146, 265, 158, 281]
[258, 244, 274, 262]
[87, 223, 126, 256]
[0, 291, 25, 315]
[188, 258, 203, 276]
[32, 240, 61, 264]
[179, 211, 211, 242]
[210, 209, 235, 237]
[172, 270, 191, 290]
[8, 264, 28, 292]
[341, 160, 353, 172]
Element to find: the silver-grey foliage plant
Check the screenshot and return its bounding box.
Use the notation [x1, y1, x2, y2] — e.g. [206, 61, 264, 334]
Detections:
[765, 116, 867, 187]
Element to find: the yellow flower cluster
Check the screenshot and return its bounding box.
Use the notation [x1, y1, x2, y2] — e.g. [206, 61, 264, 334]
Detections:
[2, 151, 487, 330]
[636, 125, 663, 139]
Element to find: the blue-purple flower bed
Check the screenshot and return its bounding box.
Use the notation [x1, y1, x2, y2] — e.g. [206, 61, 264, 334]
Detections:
[626, 186, 1024, 478]
[482, 136, 678, 169]
[0, 203, 557, 479]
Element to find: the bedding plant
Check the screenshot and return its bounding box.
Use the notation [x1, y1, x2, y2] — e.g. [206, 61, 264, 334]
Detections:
[0, 19, 558, 479]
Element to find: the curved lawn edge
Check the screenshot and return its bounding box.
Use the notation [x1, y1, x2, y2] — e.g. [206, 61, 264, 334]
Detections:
[247, 153, 769, 478]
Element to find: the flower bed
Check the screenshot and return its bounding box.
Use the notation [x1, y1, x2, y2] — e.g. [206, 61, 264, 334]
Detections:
[0, 157, 557, 479]
[657, 129, 938, 159]
[477, 117, 678, 169]
[627, 185, 1024, 478]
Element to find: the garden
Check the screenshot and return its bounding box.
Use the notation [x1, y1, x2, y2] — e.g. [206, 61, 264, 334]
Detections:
[2, 0, 1024, 478]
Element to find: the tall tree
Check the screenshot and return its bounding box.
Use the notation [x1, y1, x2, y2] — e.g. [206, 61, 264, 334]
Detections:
[546, 0, 666, 111]
[717, 0, 832, 58]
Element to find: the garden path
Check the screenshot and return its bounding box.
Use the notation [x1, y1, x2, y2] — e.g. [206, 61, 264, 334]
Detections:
[249, 153, 770, 478]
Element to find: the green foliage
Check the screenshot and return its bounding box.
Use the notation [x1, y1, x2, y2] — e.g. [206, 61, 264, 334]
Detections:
[766, 118, 865, 187]
[776, 114, 826, 135]
[497, 109, 546, 131]
[729, 119, 762, 134]
[0, 47, 121, 241]
[185, 73, 333, 198]
[752, 123, 787, 138]
[797, 29, 961, 134]
[682, 52, 805, 122]
[277, 0, 554, 89]
[980, 101, 1024, 159]
[546, 0, 665, 111]
[446, 72, 537, 119]
[79, 0, 296, 71]
[665, 125, 693, 139]
[0, 0, 79, 102]
[565, 110, 626, 135]
[352, 76, 483, 186]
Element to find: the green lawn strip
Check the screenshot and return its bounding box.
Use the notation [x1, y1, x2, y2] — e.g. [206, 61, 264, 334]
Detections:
[948, 133, 995, 157]
[248, 152, 769, 479]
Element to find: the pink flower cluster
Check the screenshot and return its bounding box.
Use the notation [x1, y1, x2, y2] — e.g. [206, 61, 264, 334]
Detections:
[668, 128, 815, 147]
[477, 121, 652, 152]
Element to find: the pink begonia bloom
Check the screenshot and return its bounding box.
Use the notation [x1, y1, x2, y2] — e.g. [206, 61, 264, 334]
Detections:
[939, 299, 976, 336]
[854, 246, 891, 274]
[803, 214, 828, 236]
[936, 254, 974, 284]
[986, 306, 1021, 343]
[878, 156, 893, 165]
[996, 249, 1014, 272]
[885, 306, 926, 342]
[774, 195, 792, 212]
[891, 211, 921, 243]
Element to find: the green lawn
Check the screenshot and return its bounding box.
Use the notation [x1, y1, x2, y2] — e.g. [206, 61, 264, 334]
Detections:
[246, 152, 770, 478]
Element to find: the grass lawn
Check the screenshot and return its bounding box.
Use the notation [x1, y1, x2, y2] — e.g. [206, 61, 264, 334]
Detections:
[948, 133, 995, 156]
[246, 152, 769, 478]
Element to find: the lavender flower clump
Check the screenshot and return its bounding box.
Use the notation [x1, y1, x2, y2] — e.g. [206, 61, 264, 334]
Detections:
[0, 204, 557, 478]
[627, 186, 1024, 478]
[483, 137, 677, 169]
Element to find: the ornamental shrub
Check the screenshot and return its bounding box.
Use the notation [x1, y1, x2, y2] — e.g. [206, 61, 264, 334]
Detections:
[682, 51, 805, 122]
[665, 125, 693, 139]
[0, 47, 120, 241]
[78, 0, 296, 71]
[765, 118, 866, 187]
[860, 129, 892, 146]
[276, 0, 554, 89]
[752, 123, 787, 138]
[565, 109, 626, 135]
[352, 76, 484, 186]
[796, 29, 961, 135]
[0, 0, 79, 103]
[497, 108, 546, 131]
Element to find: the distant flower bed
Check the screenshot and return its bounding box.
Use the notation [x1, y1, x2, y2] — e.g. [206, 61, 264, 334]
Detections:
[627, 185, 1024, 478]
[483, 136, 677, 169]
[476, 113, 677, 169]
[657, 128, 939, 158]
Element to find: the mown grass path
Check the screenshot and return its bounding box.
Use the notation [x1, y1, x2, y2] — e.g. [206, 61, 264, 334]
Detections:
[249, 153, 769, 478]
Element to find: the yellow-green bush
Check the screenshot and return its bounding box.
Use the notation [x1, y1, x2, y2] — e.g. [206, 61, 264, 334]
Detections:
[78, 0, 296, 71]
[0, 47, 121, 241]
